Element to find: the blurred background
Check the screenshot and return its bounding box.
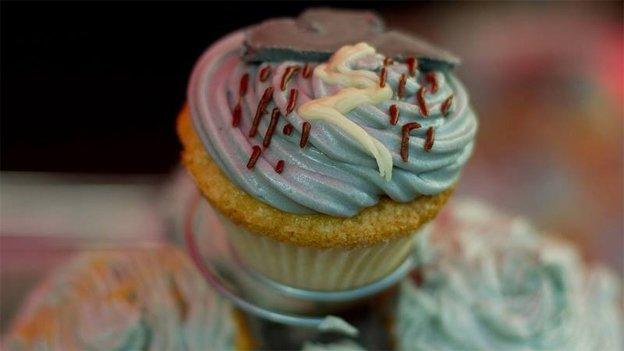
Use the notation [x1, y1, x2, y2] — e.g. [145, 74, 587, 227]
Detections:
[1, 1, 622, 332]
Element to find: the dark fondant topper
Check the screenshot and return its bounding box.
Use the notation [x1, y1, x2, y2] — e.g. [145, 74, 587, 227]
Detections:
[242, 8, 460, 71]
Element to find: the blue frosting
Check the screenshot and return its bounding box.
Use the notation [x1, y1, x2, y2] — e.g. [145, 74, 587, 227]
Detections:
[188, 31, 477, 217]
[5, 246, 237, 351]
[395, 200, 623, 351]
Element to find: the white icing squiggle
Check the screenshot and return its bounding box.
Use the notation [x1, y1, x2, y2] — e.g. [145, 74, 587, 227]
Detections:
[299, 43, 394, 180]
[317, 315, 359, 337]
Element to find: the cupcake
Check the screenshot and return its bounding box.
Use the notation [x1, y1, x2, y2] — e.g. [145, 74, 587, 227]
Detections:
[394, 199, 623, 351]
[4, 246, 254, 350]
[178, 8, 477, 290]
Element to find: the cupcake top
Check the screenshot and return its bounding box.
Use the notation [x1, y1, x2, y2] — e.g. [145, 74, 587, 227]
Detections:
[188, 8, 477, 217]
[395, 200, 623, 351]
[5, 246, 241, 350]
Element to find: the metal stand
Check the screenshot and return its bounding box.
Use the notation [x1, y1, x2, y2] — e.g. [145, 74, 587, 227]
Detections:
[184, 192, 413, 329]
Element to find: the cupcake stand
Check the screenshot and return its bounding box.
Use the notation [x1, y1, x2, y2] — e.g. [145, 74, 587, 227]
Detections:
[184, 191, 408, 349]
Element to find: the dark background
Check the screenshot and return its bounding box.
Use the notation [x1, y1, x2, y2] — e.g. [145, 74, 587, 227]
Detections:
[1, 1, 415, 174]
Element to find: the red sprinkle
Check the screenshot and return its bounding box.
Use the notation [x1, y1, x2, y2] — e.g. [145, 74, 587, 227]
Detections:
[416, 87, 429, 117]
[397, 74, 407, 99]
[275, 160, 285, 174]
[389, 104, 399, 125]
[246, 145, 262, 169]
[259, 66, 272, 82]
[379, 67, 387, 88]
[286, 88, 298, 115]
[441, 95, 454, 116]
[401, 122, 422, 162]
[424, 127, 435, 152]
[406, 57, 417, 76]
[239, 73, 250, 97]
[263, 108, 280, 147]
[410, 269, 425, 287]
[280, 65, 300, 91]
[232, 102, 242, 127]
[302, 63, 313, 78]
[426, 73, 438, 93]
[283, 123, 293, 135]
[300, 122, 311, 148]
[383, 57, 393, 66]
[249, 86, 274, 137]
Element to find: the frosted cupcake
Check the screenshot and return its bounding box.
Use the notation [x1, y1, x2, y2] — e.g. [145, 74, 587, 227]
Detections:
[4, 246, 254, 350]
[178, 8, 477, 290]
[394, 200, 623, 351]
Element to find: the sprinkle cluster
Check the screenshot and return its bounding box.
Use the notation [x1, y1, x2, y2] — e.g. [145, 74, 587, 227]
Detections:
[236, 56, 455, 174]
[235, 64, 313, 173]
[379, 57, 454, 162]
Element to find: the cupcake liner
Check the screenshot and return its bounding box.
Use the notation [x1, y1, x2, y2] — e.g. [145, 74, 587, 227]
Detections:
[215, 210, 419, 291]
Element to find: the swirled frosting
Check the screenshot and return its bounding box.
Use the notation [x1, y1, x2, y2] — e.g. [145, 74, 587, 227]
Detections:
[5, 246, 237, 350]
[395, 200, 623, 351]
[302, 340, 365, 351]
[188, 29, 477, 217]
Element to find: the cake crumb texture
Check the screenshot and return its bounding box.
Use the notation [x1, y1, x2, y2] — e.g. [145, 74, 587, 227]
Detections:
[178, 105, 453, 248]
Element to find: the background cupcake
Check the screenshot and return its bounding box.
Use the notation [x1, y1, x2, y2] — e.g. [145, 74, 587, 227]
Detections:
[394, 199, 623, 351]
[179, 8, 477, 291]
[3, 246, 254, 351]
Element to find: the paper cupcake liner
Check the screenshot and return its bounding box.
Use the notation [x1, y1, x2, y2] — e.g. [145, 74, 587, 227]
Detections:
[215, 211, 417, 291]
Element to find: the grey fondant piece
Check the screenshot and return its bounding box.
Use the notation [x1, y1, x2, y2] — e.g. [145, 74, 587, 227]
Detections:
[243, 7, 460, 70]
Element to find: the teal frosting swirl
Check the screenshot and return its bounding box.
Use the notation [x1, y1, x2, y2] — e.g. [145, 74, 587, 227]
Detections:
[396, 200, 623, 351]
